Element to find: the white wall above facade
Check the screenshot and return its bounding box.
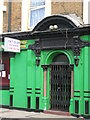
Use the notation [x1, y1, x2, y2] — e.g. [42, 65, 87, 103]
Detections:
[45, 0, 51, 17]
[83, 0, 90, 24]
[21, 0, 29, 31]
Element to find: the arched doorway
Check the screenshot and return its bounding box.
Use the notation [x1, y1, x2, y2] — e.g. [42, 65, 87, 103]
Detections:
[50, 53, 71, 112]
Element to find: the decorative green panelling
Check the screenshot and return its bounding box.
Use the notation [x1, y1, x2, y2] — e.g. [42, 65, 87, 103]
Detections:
[9, 47, 90, 115]
[0, 90, 9, 106]
[83, 47, 90, 100]
[1, 35, 90, 116]
[26, 40, 35, 48]
[41, 49, 75, 111]
[10, 51, 27, 108]
[41, 50, 74, 65]
[80, 35, 90, 42]
[10, 58, 15, 88]
[44, 50, 74, 65]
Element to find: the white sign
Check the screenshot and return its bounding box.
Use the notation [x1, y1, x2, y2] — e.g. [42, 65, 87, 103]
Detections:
[2, 71, 6, 78]
[8, 74, 10, 79]
[4, 37, 20, 53]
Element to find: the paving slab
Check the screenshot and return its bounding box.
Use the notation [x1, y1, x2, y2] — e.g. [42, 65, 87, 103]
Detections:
[0, 108, 76, 118]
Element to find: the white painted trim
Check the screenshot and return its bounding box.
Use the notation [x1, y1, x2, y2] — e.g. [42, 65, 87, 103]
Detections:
[52, 0, 82, 2]
[28, 5, 45, 29]
[83, 0, 90, 24]
[3, 6, 6, 11]
[21, 0, 29, 31]
[30, 5, 45, 11]
[45, 0, 51, 17]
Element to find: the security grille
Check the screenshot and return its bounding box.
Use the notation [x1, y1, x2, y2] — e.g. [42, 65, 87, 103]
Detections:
[50, 65, 71, 112]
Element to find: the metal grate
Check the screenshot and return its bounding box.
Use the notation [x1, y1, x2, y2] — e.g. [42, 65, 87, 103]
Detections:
[50, 65, 71, 112]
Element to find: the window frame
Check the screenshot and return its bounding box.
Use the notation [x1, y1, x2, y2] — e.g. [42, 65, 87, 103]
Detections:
[29, 1, 45, 28]
[22, 0, 51, 30]
[28, 0, 51, 29]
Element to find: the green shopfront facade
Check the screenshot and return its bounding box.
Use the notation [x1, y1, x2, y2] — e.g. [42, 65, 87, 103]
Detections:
[0, 15, 90, 117]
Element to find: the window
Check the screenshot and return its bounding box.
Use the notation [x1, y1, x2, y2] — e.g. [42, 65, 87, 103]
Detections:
[22, 0, 51, 30]
[31, 0, 45, 7]
[30, 0, 45, 27]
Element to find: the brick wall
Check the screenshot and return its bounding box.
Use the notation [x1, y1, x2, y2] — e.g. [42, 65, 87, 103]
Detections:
[3, 1, 9, 32]
[11, 1, 22, 32]
[3, 0, 22, 33]
[3, 1, 83, 33]
[51, 1, 83, 19]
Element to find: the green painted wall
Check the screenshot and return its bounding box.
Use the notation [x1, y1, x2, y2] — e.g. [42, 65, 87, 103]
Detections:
[1, 35, 90, 116]
[83, 46, 90, 115]
[0, 90, 9, 106]
[69, 36, 90, 116]
[10, 51, 27, 108]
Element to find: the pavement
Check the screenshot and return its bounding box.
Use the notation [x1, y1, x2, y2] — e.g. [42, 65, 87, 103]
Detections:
[0, 108, 77, 118]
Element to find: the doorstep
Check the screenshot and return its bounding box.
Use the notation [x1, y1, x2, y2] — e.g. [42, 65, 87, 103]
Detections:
[44, 110, 71, 116]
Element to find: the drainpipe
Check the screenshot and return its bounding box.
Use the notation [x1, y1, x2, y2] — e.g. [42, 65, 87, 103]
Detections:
[8, 0, 11, 32]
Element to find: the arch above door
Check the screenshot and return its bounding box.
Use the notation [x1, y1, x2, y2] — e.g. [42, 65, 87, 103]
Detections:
[44, 50, 74, 65]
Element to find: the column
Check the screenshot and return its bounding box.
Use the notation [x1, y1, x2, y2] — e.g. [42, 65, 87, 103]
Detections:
[71, 65, 74, 98]
[69, 65, 74, 113]
[43, 66, 48, 97]
[42, 65, 48, 110]
[71, 69, 74, 98]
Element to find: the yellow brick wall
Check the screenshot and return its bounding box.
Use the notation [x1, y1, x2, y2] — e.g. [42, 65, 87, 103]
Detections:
[3, 1, 83, 33]
[3, 0, 22, 33]
[3, 0, 9, 32]
[51, 2, 83, 19]
[11, 1, 22, 32]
